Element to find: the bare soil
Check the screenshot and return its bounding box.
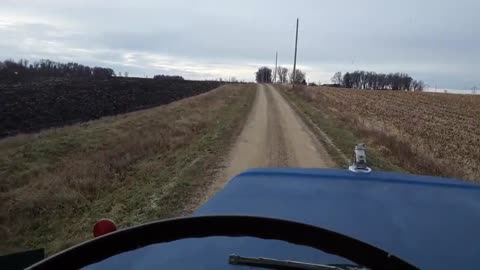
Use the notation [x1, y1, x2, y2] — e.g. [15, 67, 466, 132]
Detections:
[0, 77, 223, 137]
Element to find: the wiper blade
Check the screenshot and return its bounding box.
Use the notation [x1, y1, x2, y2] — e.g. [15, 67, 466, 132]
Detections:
[229, 255, 366, 270]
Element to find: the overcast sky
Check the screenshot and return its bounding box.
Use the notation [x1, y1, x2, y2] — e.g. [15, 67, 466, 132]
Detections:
[1, 0, 479, 89]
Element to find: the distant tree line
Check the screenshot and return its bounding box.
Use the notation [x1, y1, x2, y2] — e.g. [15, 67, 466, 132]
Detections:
[331, 71, 425, 91]
[0, 59, 115, 82]
[255, 66, 307, 85]
[153, 74, 184, 81]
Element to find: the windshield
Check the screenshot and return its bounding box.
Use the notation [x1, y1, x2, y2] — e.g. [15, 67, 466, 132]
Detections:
[1, 1, 479, 270]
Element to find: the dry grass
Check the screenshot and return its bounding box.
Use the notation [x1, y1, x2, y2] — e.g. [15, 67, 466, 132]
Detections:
[0, 83, 256, 255]
[284, 85, 480, 182]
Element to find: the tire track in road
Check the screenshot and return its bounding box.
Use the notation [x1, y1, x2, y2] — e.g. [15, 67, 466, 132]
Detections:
[214, 83, 334, 189]
[265, 85, 289, 167]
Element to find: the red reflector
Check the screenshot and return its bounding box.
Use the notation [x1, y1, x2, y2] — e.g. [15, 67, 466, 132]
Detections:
[93, 219, 117, 237]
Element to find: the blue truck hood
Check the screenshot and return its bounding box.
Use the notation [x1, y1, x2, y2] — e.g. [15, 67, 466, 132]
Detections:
[88, 168, 480, 269]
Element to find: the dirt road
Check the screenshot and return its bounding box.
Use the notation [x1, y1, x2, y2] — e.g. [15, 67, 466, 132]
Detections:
[215, 84, 334, 188]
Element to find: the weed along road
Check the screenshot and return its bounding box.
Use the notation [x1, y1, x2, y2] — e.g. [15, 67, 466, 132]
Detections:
[216, 84, 335, 188]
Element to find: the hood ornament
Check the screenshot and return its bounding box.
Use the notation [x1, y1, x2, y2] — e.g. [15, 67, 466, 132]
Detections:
[349, 143, 372, 173]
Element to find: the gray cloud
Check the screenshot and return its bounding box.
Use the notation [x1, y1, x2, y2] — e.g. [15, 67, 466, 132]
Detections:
[1, 0, 479, 89]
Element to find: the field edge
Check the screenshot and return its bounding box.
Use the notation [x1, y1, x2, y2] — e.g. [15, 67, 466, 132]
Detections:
[0, 84, 257, 255]
[276, 85, 407, 173]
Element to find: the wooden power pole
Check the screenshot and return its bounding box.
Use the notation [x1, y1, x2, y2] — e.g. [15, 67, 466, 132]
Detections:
[292, 18, 299, 88]
[274, 51, 278, 83]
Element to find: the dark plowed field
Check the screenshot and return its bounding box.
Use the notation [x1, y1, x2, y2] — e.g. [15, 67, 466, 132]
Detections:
[0, 77, 222, 136]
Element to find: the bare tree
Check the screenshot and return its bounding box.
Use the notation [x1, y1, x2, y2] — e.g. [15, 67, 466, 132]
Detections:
[276, 66, 288, 84]
[418, 81, 425, 91]
[411, 80, 425, 91]
[255, 67, 272, 83]
[331, 71, 342, 85]
[289, 69, 306, 84]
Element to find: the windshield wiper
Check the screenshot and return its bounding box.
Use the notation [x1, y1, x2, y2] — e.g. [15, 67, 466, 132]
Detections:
[229, 255, 366, 270]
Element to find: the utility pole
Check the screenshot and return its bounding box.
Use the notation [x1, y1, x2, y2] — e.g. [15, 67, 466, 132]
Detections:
[274, 51, 278, 83]
[292, 18, 299, 88]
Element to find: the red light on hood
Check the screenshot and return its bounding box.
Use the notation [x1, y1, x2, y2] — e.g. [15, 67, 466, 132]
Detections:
[93, 219, 117, 237]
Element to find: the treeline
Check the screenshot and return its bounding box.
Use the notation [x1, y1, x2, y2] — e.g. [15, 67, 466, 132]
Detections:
[0, 59, 115, 82]
[153, 74, 184, 81]
[255, 66, 306, 84]
[332, 71, 425, 91]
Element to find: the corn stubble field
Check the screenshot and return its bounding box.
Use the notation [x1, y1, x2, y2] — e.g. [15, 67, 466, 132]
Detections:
[292, 86, 480, 182]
